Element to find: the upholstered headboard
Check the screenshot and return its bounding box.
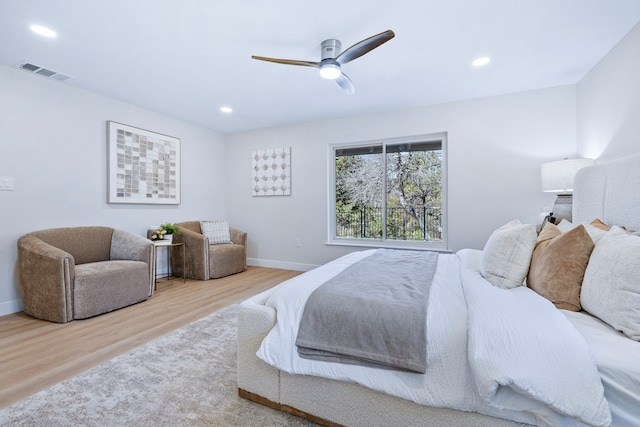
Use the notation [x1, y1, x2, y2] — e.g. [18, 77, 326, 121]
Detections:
[573, 152, 640, 231]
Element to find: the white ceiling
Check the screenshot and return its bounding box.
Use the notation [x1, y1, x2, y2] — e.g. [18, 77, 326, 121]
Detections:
[2, 0, 640, 134]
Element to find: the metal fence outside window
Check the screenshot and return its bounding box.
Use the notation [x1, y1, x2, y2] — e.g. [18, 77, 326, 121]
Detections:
[336, 207, 442, 241]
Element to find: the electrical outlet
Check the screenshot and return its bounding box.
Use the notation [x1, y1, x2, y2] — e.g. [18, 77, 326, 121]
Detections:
[0, 176, 13, 191]
[295, 238, 302, 247]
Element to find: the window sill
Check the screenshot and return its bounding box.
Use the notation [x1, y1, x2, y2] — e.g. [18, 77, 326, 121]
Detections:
[325, 239, 451, 253]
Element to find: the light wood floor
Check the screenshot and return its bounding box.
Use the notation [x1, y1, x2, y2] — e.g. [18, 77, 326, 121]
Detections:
[0, 266, 301, 409]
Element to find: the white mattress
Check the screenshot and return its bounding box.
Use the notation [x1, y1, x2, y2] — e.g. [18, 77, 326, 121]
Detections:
[562, 310, 640, 427]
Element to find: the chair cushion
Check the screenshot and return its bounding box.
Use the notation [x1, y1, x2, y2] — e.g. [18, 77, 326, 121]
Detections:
[208, 244, 246, 279]
[74, 260, 149, 319]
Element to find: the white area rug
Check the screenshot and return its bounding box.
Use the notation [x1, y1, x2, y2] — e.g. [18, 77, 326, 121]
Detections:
[0, 305, 316, 427]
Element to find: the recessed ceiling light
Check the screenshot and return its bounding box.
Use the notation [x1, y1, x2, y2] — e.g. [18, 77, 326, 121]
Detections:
[220, 106, 233, 113]
[472, 57, 491, 67]
[30, 24, 57, 38]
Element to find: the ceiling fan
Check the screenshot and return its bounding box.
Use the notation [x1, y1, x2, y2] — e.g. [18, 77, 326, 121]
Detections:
[251, 30, 395, 95]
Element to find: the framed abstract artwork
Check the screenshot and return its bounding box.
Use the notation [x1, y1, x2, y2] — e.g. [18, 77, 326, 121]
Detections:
[251, 147, 291, 196]
[107, 121, 181, 204]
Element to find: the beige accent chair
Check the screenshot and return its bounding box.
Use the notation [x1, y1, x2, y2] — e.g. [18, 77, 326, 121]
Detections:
[172, 221, 247, 280]
[18, 226, 154, 323]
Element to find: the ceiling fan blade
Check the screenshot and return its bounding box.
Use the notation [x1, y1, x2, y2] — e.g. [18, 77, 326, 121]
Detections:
[336, 30, 395, 65]
[251, 56, 320, 68]
[335, 73, 355, 95]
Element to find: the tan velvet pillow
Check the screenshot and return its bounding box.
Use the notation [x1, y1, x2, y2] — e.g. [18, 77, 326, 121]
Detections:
[527, 223, 595, 311]
[590, 218, 611, 231]
[591, 218, 634, 233]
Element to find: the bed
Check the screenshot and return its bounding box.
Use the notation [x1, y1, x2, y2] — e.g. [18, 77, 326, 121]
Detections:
[237, 153, 640, 427]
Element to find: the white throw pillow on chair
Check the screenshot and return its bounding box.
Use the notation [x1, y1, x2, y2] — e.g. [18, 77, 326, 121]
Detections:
[200, 220, 232, 245]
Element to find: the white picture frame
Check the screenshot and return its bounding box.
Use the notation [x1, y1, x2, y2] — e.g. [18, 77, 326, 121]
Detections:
[107, 121, 181, 204]
[251, 147, 291, 196]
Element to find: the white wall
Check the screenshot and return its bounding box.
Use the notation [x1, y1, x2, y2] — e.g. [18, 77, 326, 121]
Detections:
[577, 22, 640, 161]
[225, 85, 577, 269]
[0, 64, 226, 316]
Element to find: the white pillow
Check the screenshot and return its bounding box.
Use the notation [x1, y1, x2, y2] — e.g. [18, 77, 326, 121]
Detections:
[556, 219, 607, 243]
[555, 219, 574, 232]
[200, 220, 231, 245]
[581, 226, 640, 340]
[480, 219, 537, 289]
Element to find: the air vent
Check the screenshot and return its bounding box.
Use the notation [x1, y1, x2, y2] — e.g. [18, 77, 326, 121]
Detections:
[17, 62, 72, 82]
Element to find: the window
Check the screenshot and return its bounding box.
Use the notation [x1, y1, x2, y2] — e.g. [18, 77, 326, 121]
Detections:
[328, 133, 447, 249]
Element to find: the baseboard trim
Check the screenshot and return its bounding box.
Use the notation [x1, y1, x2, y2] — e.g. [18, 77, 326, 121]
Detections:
[0, 298, 23, 317]
[247, 258, 318, 272]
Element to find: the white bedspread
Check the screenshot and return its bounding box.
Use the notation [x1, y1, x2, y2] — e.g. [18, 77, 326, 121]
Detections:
[562, 310, 640, 427]
[461, 257, 610, 426]
[257, 249, 612, 427]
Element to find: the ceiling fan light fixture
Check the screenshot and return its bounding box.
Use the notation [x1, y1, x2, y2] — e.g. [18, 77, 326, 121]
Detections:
[472, 57, 491, 67]
[319, 62, 341, 80]
[251, 30, 394, 94]
[30, 24, 57, 38]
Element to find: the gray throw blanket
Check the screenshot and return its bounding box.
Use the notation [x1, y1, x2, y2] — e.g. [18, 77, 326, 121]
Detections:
[295, 249, 439, 373]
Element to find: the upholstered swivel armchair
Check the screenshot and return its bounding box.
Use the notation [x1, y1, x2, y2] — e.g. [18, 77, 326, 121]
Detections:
[172, 221, 247, 280]
[18, 226, 154, 323]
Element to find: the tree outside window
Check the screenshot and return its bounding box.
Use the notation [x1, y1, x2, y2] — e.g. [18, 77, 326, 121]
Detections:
[331, 134, 446, 248]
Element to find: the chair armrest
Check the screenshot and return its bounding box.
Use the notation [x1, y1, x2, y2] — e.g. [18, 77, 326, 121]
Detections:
[111, 230, 154, 295]
[17, 235, 75, 323]
[230, 228, 247, 246]
[111, 230, 153, 262]
[172, 227, 209, 280]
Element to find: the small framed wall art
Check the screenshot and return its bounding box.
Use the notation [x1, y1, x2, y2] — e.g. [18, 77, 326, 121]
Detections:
[107, 121, 181, 204]
[251, 147, 291, 196]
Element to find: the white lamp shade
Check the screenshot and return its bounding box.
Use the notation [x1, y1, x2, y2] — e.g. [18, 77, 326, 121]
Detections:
[541, 158, 594, 193]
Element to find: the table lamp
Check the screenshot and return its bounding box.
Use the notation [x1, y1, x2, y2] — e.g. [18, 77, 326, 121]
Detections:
[541, 158, 594, 223]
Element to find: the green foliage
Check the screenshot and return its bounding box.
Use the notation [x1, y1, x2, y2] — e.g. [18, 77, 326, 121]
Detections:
[160, 223, 179, 234]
